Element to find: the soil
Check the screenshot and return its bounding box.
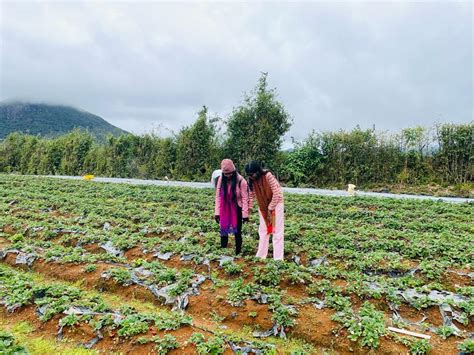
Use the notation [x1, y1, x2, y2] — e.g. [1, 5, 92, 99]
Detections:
[442, 270, 473, 290]
[188, 280, 274, 332]
[2, 225, 16, 235]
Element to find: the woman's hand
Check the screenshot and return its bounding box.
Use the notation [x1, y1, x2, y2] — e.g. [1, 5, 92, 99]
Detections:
[214, 215, 220, 224]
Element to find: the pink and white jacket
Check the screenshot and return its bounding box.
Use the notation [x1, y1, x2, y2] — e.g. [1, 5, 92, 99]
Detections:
[249, 172, 284, 211]
[214, 174, 249, 218]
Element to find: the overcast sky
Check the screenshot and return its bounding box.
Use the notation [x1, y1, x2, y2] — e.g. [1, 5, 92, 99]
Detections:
[1, 0, 472, 142]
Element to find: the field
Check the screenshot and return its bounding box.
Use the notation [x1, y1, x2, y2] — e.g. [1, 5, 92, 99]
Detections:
[1, 174, 473, 354]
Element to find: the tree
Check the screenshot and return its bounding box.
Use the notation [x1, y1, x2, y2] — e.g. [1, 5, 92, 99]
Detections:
[225, 73, 292, 170]
[104, 134, 140, 177]
[319, 127, 379, 185]
[281, 132, 324, 186]
[0, 133, 28, 172]
[58, 130, 94, 175]
[175, 106, 218, 180]
[398, 127, 432, 184]
[434, 123, 473, 183]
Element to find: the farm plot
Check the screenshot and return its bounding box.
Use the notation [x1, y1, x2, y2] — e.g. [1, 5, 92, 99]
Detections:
[0, 174, 473, 354]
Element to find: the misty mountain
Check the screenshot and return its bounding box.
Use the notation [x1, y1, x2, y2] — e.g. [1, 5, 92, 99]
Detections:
[0, 102, 128, 139]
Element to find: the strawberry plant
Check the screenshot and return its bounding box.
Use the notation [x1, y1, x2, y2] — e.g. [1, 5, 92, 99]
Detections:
[458, 339, 474, 353]
[222, 261, 243, 275]
[108, 267, 133, 285]
[59, 313, 80, 328]
[155, 334, 179, 354]
[168, 269, 193, 297]
[227, 278, 257, 306]
[190, 333, 226, 354]
[435, 325, 456, 340]
[136, 335, 179, 354]
[271, 303, 297, 328]
[336, 302, 386, 349]
[83, 264, 97, 273]
[0, 331, 28, 354]
[409, 339, 432, 355]
[253, 260, 286, 286]
[117, 314, 150, 337]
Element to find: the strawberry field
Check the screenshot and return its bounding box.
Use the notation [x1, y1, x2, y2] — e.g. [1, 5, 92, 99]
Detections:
[1, 174, 473, 354]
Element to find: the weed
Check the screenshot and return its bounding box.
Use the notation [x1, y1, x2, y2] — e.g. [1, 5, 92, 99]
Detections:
[210, 310, 225, 323]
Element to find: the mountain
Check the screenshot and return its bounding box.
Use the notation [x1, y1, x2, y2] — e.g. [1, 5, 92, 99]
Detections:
[0, 102, 129, 139]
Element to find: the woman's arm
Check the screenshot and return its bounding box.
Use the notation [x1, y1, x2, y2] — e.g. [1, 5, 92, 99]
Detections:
[240, 178, 249, 218]
[267, 173, 283, 211]
[214, 176, 222, 216]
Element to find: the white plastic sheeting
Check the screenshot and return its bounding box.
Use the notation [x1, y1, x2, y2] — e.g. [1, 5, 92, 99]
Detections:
[41, 175, 473, 203]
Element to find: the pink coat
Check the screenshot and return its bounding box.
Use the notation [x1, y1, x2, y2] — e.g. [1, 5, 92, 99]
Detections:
[214, 174, 249, 218]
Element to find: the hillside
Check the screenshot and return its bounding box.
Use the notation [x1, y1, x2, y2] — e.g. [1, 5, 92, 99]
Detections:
[0, 102, 128, 139]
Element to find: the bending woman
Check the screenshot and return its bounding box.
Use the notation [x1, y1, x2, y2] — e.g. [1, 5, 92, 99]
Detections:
[214, 159, 249, 255]
[245, 161, 284, 261]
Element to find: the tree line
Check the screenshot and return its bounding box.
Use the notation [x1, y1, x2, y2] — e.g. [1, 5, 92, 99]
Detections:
[0, 73, 472, 187]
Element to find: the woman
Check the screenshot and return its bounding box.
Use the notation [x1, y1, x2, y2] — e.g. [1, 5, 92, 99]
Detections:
[214, 159, 249, 255]
[245, 161, 284, 260]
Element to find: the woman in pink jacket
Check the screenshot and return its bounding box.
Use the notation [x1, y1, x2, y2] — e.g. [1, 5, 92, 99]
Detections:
[214, 159, 249, 255]
[245, 160, 284, 261]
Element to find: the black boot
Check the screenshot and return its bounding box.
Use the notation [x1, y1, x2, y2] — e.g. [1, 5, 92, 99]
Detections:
[221, 234, 229, 248]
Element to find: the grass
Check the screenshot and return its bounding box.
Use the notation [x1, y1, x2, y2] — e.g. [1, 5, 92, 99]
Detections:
[1, 319, 96, 355]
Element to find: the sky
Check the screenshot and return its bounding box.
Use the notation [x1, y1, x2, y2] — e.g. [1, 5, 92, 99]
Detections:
[0, 0, 472, 142]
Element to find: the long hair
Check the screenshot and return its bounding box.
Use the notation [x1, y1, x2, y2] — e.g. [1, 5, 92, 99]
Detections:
[222, 171, 238, 202]
[245, 161, 268, 191]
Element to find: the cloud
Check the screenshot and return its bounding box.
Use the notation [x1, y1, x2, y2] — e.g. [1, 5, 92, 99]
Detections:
[1, 1, 472, 141]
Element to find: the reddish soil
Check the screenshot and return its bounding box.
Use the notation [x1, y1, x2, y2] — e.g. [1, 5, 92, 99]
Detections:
[49, 209, 76, 218]
[0, 237, 12, 249]
[281, 282, 311, 302]
[82, 243, 105, 254]
[187, 280, 274, 332]
[292, 305, 346, 352]
[124, 247, 155, 262]
[441, 270, 473, 290]
[2, 225, 16, 235]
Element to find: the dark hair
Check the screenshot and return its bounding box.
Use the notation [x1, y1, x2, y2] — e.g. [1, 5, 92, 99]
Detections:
[245, 161, 268, 191]
[222, 171, 238, 202]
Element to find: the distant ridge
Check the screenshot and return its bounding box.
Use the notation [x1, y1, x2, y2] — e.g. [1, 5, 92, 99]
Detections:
[0, 101, 129, 139]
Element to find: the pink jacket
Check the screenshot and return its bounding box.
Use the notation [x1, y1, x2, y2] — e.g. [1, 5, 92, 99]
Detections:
[249, 172, 283, 211]
[215, 174, 249, 218]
